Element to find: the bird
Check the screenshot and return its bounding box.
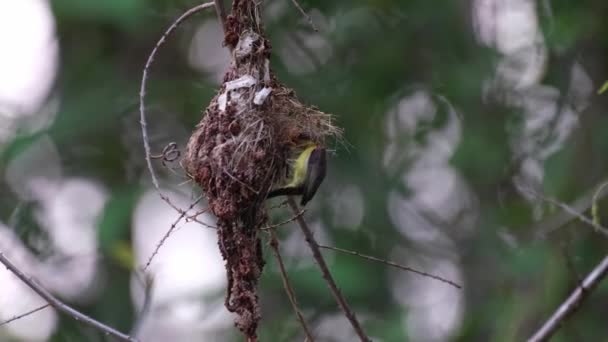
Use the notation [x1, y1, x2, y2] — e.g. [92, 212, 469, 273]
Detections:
[267, 141, 327, 205]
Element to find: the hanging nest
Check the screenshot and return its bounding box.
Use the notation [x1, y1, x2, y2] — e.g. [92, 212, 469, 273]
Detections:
[182, 1, 340, 339]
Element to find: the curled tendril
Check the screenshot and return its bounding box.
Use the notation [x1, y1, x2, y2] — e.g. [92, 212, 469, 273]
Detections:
[151, 142, 181, 166]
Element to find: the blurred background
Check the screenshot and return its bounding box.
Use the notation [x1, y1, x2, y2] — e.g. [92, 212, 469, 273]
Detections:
[1, 0, 608, 341]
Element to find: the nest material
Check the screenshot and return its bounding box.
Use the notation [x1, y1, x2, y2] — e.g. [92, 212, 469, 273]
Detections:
[182, 2, 340, 339]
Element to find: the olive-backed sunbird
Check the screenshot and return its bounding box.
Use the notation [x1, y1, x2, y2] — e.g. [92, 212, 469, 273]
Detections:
[267, 142, 327, 205]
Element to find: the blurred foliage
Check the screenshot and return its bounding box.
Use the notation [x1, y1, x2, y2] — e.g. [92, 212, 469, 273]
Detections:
[2, 0, 608, 341]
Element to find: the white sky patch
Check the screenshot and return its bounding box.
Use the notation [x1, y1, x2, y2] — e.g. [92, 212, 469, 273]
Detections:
[0, 0, 58, 117]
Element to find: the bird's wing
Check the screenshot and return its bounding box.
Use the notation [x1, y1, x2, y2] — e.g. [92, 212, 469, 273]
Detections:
[301, 147, 327, 205]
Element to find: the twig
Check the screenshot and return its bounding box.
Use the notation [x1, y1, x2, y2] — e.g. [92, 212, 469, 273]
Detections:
[531, 180, 608, 238]
[287, 197, 370, 342]
[183, 206, 218, 229]
[318, 245, 461, 289]
[268, 200, 290, 210]
[139, 2, 214, 215]
[0, 251, 137, 342]
[288, 0, 318, 32]
[0, 304, 50, 327]
[260, 208, 306, 230]
[519, 185, 608, 238]
[528, 254, 608, 342]
[143, 196, 203, 271]
[267, 230, 315, 341]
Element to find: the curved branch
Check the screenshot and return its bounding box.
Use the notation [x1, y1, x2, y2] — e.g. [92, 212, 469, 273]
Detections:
[139, 2, 215, 213]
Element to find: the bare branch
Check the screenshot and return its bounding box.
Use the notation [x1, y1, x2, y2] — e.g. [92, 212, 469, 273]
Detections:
[528, 254, 608, 342]
[519, 185, 608, 238]
[0, 251, 137, 342]
[318, 245, 461, 289]
[0, 304, 49, 327]
[267, 230, 315, 341]
[184, 206, 218, 229]
[287, 197, 370, 342]
[260, 208, 306, 230]
[143, 195, 204, 271]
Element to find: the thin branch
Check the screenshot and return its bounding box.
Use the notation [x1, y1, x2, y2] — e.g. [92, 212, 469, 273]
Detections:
[269, 200, 290, 210]
[0, 304, 50, 327]
[143, 196, 204, 271]
[318, 245, 461, 289]
[288, 0, 318, 32]
[528, 254, 608, 342]
[184, 206, 218, 229]
[530, 180, 608, 238]
[139, 2, 214, 215]
[267, 230, 315, 341]
[260, 208, 306, 230]
[519, 185, 608, 238]
[287, 197, 370, 342]
[0, 251, 137, 342]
